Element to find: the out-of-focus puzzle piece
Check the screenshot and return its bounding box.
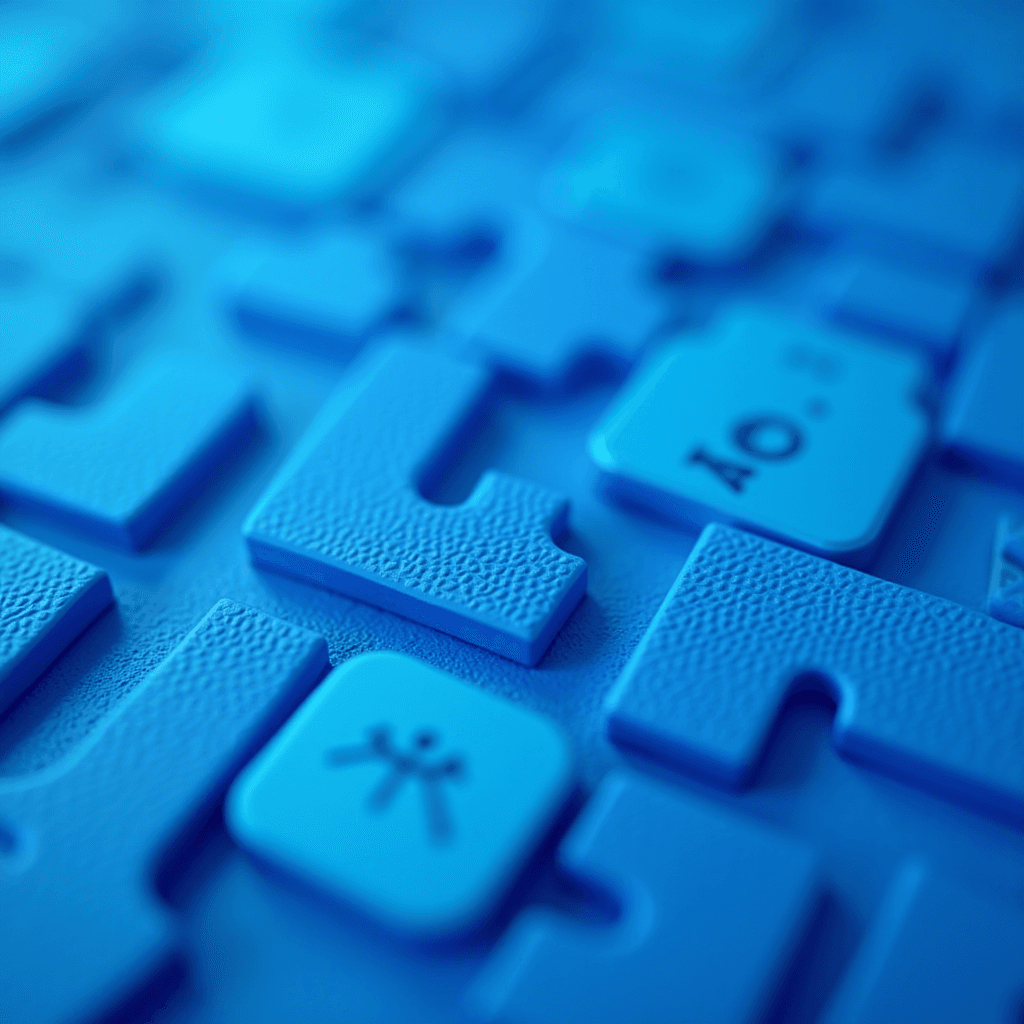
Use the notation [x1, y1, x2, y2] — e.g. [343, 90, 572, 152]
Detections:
[228, 651, 573, 936]
[543, 115, 786, 265]
[0, 524, 112, 714]
[589, 305, 928, 559]
[244, 343, 586, 665]
[606, 524, 1024, 821]
[469, 771, 818, 1024]
[988, 517, 1024, 629]
[824, 861, 1024, 1024]
[0, 600, 329, 1024]
[943, 300, 1024, 489]
[0, 351, 257, 549]
[449, 215, 664, 387]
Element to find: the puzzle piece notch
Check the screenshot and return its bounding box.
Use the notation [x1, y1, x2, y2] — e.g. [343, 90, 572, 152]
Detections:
[0, 351, 257, 550]
[244, 343, 587, 666]
[0, 600, 329, 1024]
[824, 862, 1024, 1024]
[0, 524, 113, 714]
[469, 771, 819, 1024]
[606, 524, 1024, 823]
[448, 214, 665, 388]
[988, 517, 1024, 629]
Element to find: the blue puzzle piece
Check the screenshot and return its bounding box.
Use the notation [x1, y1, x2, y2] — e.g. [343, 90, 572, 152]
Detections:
[449, 215, 665, 387]
[0, 351, 257, 550]
[228, 651, 573, 936]
[606, 524, 1024, 821]
[943, 300, 1024, 488]
[0, 524, 112, 714]
[228, 226, 404, 353]
[988, 517, 1024, 629]
[824, 862, 1024, 1024]
[244, 343, 586, 665]
[469, 771, 818, 1024]
[0, 600, 328, 1024]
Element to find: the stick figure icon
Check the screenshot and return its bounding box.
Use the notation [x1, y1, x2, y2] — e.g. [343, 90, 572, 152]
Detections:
[326, 726, 465, 842]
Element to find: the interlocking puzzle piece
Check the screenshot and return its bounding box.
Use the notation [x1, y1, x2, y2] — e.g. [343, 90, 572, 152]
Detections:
[824, 256, 975, 362]
[228, 226, 404, 353]
[449, 215, 664, 387]
[988, 518, 1024, 629]
[244, 343, 586, 665]
[0, 524, 112, 714]
[606, 524, 1024, 821]
[0, 600, 329, 1024]
[943, 300, 1024, 488]
[228, 651, 572, 936]
[0, 351, 257, 550]
[469, 771, 818, 1024]
[543, 115, 786, 264]
[589, 305, 928, 559]
[824, 862, 1024, 1024]
[136, 45, 437, 211]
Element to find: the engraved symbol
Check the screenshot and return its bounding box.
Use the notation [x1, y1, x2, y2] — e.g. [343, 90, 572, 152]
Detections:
[688, 446, 755, 493]
[732, 415, 804, 461]
[326, 726, 464, 843]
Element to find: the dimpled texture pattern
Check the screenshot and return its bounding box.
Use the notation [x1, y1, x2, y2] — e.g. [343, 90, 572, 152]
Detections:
[244, 343, 586, 665]
[607, 524, 1024, 821]
[0, 599, 329, 1024]
[0, 524, 112, 712]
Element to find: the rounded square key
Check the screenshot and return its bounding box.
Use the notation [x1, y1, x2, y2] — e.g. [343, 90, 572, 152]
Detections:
[589, 305, 929, 558]
[227, 652, 573, 937]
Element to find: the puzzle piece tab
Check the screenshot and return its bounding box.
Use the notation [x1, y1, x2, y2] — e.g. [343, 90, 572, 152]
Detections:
[470, 771, 818, 1024]
[0, 351, 257, 549]
[0, 600, 329, 1024]
[228, 651, 572, 936]
[606, 524, 1024, 821]
[589, 305, 928, 559]
[0, 524, 112, 714]
[824, 862, 1024, 1024]
[244, 343, 586, 665]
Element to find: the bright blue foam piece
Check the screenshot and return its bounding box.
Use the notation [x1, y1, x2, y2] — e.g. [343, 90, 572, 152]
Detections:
[589, 305, 929, 559]
[606, 524, 1024, 822]
[228, 651, 573, 936]
[449, 215, 664, 387]
[0, 524, 112, 714]
[824, 862, 1024, 1024]
[0, 351, 257, 550]
[824, 256, 975, 362]
[0, 600, 329, 1024]
[943, 300, 1024, 488]
[228, 226, 403, 353]
[469, 771, 819, 1024]
[243, 343, 587, 665]
[988, 517, 1024, 629]
[543, 114, 786, 265]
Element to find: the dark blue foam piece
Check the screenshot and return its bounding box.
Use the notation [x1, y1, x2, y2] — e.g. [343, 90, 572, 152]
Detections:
[0, 524, 112, 714]
[824, 862, 1024, 1024]
[228, 226, 405, 354]
[606, 524, 1024, 823]
[449, 215, 664, 387]
[469, 771, 818, 1024]
[244, 343, 586, 665]
[0, 351, 257, 550]
[0, 600, 328, 1024]
[943, 300, 1024, 489]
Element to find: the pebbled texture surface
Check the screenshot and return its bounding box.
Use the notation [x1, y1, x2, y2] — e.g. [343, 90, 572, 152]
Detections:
[0, 599, 329, 1024]
[470, 771, 819, 1024]
[0, 524, 112, 713]
[607, 524, 1024, 821]
[244, 343, 587, 665]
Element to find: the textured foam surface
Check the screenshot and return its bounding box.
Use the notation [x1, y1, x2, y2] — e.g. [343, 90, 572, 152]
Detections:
[0, 524, 112, 713]
[0, 351, 257, 549]
[470, 771, 819, 1024]
[607, 524, 1024, 820]
[0, 600, 329, 1024]
[244, 343, 587, 665]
